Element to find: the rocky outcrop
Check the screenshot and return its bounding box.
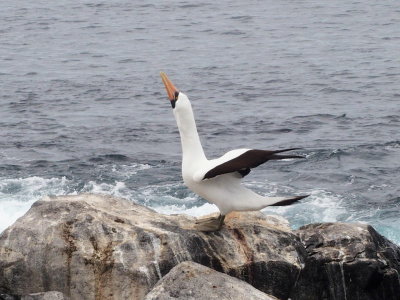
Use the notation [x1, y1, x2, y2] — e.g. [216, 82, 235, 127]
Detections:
[144, 261, 278, 300]
[294, 223, 400, 300]
[0, 291, 67, 300]
[0, 194, 304, 300]
[0, 194, 399, 300]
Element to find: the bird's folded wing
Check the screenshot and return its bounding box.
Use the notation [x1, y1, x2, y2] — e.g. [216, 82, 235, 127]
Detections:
[193, 148, 303, 181]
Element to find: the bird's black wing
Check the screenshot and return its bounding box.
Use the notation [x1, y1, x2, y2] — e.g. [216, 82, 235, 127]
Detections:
[203, 148, 303, 180]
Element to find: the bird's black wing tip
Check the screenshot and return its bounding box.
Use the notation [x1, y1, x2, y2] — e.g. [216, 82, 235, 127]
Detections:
[273, 147, 304, 153]
[271, 194, 310, 206]
[272, 154, 306, 160]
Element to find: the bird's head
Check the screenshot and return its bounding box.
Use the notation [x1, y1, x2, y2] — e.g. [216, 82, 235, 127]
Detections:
[160, 72, 190, 111]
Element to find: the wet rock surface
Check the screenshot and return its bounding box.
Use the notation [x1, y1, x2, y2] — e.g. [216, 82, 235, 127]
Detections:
[144, 261, 278, 300]
[0, 194, 399, 300]
[294, 222, 400, 300]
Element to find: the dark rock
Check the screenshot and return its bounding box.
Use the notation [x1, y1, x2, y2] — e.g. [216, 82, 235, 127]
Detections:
[294, 222, 400, 300]
[144, 261, 279, 300]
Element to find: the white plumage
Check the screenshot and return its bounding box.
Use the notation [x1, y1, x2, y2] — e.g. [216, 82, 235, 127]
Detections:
[160, 72, 308, 231]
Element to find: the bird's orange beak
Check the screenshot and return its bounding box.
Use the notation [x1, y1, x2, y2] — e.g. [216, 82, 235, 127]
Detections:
[160, 72, 179, 102]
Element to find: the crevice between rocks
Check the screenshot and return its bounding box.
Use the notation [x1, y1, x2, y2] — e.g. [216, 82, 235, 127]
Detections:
[61, 221, 77, 298]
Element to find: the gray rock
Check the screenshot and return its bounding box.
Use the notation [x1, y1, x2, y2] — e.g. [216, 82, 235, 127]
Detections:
[22, 291, 67, 300]
[0, 194, 304, 300]
[294, 222, 400, 300]
[1, 194, 399, 300]
[144, 261, 278, 300]
[0, 291, 67, 300]
[0, 294, 15, 300]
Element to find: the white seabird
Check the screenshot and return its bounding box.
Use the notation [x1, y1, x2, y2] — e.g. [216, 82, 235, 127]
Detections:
[160, 72, 309, 231]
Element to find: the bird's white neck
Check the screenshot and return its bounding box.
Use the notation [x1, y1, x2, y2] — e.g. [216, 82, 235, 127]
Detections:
[173, 102, 206, 164]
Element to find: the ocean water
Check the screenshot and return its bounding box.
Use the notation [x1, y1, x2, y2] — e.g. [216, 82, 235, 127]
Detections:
[1, 1, 399, 244]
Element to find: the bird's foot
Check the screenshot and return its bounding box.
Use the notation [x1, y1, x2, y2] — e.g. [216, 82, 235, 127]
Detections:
[194, 214, 225, 232]
[195, 215, 219, 223]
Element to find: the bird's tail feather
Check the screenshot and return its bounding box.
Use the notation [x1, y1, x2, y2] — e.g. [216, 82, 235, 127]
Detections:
[269, 195, 310, 206]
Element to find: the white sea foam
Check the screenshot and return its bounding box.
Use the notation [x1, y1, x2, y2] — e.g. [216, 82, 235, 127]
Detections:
[1, 175, 399, 245]
[262, 189, 348, 226]
[0, 163, 152, 233]
[0, 176, 72, 232]
[151, 203, 219, 217]
[0, 199, 35, 234]
[81, 181, 130, 198]
[0, 175, 214, 233]
[99, 163, 152, 179]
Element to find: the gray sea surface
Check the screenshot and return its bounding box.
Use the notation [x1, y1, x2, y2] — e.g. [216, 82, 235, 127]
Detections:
[1, 1, 399, 243]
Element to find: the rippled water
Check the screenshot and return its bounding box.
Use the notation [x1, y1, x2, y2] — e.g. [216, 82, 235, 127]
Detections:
[1, 1, 399, 243]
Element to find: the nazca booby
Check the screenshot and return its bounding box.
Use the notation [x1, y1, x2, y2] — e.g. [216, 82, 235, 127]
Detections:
[160, 72, 309, 231]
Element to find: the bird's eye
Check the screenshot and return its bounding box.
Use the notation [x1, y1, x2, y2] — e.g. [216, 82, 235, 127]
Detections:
[174, 91, 179, 100]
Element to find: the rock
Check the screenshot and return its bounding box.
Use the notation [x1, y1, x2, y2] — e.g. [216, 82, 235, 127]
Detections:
[144, 261, 278, 300]
[0, 194, 305, 300]
[0, 291, 67, 300]
[22, 291, 67, 300]
[294, 222, 400, 300]
[1, 194, 399, 300]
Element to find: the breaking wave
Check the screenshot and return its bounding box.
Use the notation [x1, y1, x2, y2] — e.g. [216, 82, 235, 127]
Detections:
[1, 174, 399, 245]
